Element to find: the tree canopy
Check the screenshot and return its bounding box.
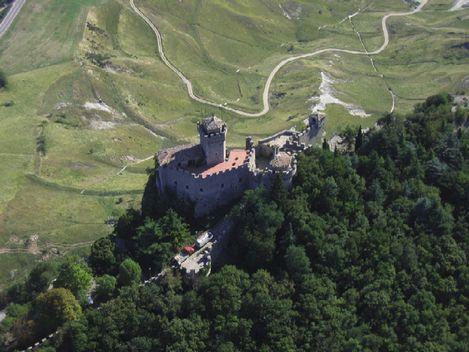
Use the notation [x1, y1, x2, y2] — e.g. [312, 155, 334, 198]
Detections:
[118, 258, 142, 287]
[54, 260, 92, 302]
[1, 94, 468, 352]
[33, 288, 82, 336]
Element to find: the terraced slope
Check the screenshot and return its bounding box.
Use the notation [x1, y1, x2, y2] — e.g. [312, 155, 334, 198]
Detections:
[0, 0, 467, 288]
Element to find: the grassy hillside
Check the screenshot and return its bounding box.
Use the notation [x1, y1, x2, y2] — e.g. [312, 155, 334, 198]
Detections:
[0, 0, 467, 289]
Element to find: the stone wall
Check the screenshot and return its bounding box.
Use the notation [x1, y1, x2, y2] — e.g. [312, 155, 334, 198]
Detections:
[158, 149, 255, 217]
[157, 140, 296, 217]
[257, 113, 325, 155]
[250, 160, 297, 190]
[258, 129, 298, 146]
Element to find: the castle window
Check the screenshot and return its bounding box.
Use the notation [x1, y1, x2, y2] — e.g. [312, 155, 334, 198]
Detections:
[239, 178, 243, 183]
[221, 184, 224, 189]
[174, 181, 178, 185]
[186, 185, 189, 190]
[200, 188, 204, 192]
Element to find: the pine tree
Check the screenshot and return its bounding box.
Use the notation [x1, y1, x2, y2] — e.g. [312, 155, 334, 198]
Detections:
[0, 69, 6, 89]
[355, 126, 363, 151]
[271, 174, 288, 210]
[322, 138, 330, 151]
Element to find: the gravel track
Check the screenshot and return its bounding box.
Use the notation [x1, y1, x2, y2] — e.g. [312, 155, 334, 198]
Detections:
[130, 0, 429, 117]
[0, 0, 26, 39]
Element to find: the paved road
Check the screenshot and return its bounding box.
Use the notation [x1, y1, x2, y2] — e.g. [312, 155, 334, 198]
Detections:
[130, 0, 429, 117]
[0, 0, 26, 39]
[450, 0, 469, 11]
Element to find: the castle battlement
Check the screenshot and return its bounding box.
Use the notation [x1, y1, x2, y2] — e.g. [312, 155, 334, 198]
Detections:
[197, 116, 227, 166]
[197, 127, 227, 138]
[168, 148, 255, 180]
[258, 113, 325, 155]
[283, 140, 308, 154]
[157, 116, 296, 217]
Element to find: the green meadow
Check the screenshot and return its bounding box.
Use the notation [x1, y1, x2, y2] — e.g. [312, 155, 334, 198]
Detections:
[0, 0, 467, 289]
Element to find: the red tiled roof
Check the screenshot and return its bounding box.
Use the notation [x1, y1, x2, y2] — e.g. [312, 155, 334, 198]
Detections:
[200, 149, 248, 177]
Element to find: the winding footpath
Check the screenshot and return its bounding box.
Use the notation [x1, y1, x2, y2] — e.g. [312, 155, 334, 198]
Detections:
[0, 0, 26, 39]
[130, 0, 429, 117]
[116, 154, 154, 175]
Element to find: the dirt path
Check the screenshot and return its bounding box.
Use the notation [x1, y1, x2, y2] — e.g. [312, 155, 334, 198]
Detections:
[0, 241, 94, 255]
[130, 0, 429, 117]
[348, 12, 396, 113]
[116, 154, 154, 175]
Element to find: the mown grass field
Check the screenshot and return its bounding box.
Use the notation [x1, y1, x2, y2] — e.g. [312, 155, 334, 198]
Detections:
[0, 0, 467, 289]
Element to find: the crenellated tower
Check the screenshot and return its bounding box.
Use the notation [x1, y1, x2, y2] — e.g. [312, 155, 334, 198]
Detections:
[198, 115, 227, 166]
[157, 115, 296, 217]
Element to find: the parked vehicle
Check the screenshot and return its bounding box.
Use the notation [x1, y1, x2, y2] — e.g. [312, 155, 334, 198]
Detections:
[196, 231, 213, 249]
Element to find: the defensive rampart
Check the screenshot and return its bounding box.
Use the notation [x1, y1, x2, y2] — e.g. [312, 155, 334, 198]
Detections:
[158, 149, 255, 216]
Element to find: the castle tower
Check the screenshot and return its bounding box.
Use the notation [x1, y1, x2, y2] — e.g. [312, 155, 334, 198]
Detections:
[246, 136, 254, 150]
[198, 115, 227, 166]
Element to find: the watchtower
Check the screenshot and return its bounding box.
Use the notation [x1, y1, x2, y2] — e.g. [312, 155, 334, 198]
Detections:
[198, 116, 227, 166]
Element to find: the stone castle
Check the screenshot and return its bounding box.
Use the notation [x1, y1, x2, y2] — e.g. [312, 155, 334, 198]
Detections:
[156, 116, 298, 216]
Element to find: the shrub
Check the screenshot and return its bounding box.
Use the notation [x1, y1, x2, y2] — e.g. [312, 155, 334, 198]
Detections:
[0, 69, 6, 89]
[118, 258, 141, 286]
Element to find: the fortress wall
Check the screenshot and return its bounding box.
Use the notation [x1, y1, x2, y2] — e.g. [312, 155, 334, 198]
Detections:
[158, 161, 253, 217]
[257, 114, 325, 153]
[283, 140, 308, 154]
[193, 164, 251, 216]
[298, 122, 322, 145]
[157, 144, 294, 217]
[247, 148, 256, 169]
[251, 162, 297, 189]
[298, 114, 325, 145]
[258, 129, 299, 145]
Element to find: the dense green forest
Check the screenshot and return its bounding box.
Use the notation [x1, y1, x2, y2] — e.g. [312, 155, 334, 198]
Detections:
[0, 94, 468, 351]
